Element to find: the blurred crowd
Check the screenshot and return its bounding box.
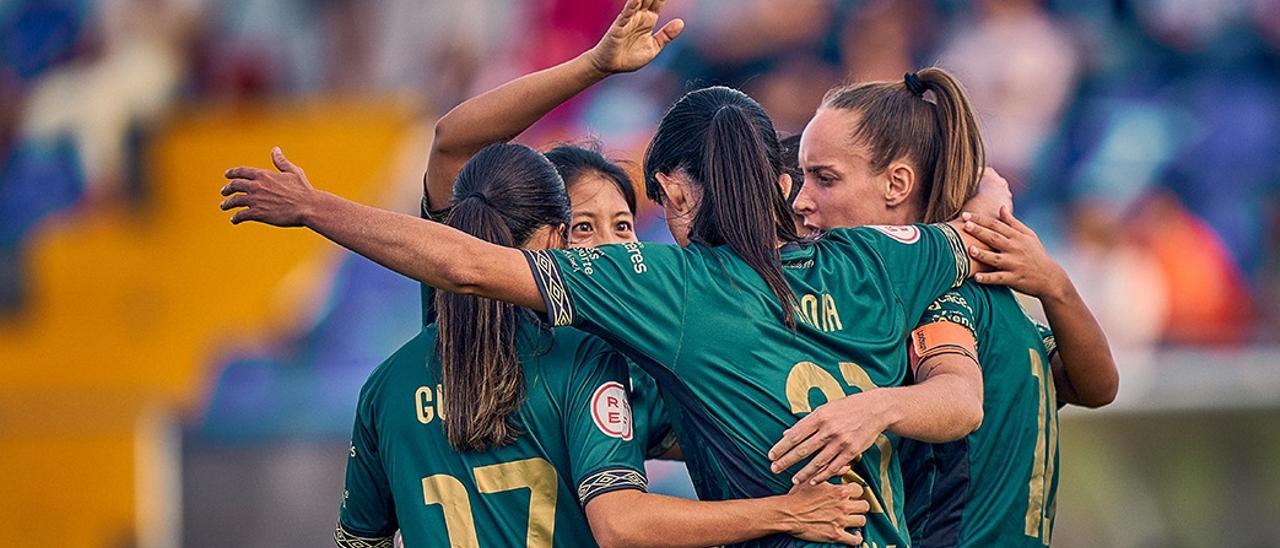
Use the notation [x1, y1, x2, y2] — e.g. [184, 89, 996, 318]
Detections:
[3, 0, 1279, 357]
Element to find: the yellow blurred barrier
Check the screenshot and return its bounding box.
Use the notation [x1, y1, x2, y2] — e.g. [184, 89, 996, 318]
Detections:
[0, 98, 417, 547]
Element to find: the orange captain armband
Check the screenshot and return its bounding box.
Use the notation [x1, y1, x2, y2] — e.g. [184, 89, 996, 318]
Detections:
[908, 321, 979, 379]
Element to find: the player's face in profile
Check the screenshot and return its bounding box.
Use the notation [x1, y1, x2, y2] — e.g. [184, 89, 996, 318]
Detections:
[566, 174, 637, 247]
[794, 108, 894, 230]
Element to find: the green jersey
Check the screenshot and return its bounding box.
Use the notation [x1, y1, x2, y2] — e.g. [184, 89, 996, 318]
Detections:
[419, 197, 674, 459]
[899, 283, 1060, 547]
[336, 324, 648, 547]
[523, 224, 971, 548]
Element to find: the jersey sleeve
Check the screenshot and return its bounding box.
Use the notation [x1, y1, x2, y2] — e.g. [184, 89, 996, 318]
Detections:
[852, 223, 970, 323]
[1034, 321, 1058, 361]
[910, 290, 981, 378]
[564, 337, 649, 507]
[917, 290, 978, 338]
[628, 363, 677, 459]
[522, 243, 687, 364]
[336, 394, 397, 547]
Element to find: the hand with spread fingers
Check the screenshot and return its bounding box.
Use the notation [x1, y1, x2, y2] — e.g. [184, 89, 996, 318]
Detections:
[960, 167, 1013, 219]
[784, 480, 869, 546]
[768, 391, 890, 487]
[220, 147, 317, 227]
[961, 206, 1068, 299]
[588, 0, 685, 75]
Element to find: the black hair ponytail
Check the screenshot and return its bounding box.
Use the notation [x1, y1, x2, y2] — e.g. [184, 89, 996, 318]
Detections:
[644, 86, 798, 325]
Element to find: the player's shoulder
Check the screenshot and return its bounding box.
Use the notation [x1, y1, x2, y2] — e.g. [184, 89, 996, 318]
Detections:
[826, 224, 938, 246]
[545, 240, 685, 269]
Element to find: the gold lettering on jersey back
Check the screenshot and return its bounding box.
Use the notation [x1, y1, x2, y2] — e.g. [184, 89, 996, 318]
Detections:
[416, 385, 447, 424]
[823, 294, 843, 331]
[795, 292, 844, 332]
[416, 386, 434, 424]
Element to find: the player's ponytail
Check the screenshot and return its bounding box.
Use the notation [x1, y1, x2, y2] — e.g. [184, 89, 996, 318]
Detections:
[821, 66, 985, 224]
[915, 68, 984, 223]
[644, 86, 798, 326]
[436, 143, 570, 452]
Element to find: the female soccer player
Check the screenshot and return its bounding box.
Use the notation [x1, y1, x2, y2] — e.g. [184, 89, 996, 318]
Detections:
[220, 83, 1010, 545]
[334, 142, 868, 548]
[418, 0, 680, 459]
[771, 68, 1119, 546]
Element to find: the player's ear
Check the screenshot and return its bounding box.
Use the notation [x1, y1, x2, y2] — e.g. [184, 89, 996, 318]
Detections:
[778, 173, 793, 201]
[885, 160, 915, 208]
[523, 224, 564, 251]
[547, 224, 567, 249]
[656, 171, 697, 217]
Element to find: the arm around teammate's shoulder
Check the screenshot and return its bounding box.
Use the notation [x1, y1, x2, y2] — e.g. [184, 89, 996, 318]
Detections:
[960, 207, 1118, 408]
[766, 315, 983, 486]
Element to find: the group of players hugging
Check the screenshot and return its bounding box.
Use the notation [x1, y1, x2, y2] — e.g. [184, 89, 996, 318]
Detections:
[218, 1, 1118, 546]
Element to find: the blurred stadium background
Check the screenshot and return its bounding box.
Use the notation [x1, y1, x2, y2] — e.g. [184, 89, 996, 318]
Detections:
[2, 0, 1279, 546]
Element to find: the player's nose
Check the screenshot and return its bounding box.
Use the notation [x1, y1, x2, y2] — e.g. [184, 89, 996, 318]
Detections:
[792, 187, 815, 216]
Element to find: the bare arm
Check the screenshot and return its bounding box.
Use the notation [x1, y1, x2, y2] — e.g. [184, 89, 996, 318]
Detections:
[963, 208, 1119, 408]
[767, 351, 983, 486]
[425, 0, 684, 209]
[585, 482, 868, 547]
[875, 356, 984, 442]
[222, 148, 543, 310]
[1042, 282, 1118, 407]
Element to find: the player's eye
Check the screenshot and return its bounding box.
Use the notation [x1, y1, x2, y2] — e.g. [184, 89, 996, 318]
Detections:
[817, 174, 836, 187]
[572, 222, 594, 234]
[615, 221, 633, 233]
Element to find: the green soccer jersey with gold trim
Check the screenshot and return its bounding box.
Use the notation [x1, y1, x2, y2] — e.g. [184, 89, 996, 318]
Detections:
[523, 224, 971, 548]
[418, 196, 674, 460]
[899, 283, 1060, 547]
[336, 323, 648, 547]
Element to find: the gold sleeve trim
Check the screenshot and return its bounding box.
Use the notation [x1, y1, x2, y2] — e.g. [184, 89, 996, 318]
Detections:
[334, 524, 394, 548]
[524, 250, 575, 327]
[577, 468, 647, 507]
[933, 222, 970, 288]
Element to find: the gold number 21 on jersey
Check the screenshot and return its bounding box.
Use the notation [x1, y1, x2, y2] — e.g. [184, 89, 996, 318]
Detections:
[784, 360, 898, 528]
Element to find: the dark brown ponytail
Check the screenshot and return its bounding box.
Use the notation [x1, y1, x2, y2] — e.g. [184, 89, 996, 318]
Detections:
[436, 143, 570, 451]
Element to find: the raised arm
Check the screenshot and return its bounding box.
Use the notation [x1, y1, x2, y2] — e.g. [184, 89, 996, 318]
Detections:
[424, 0, 684, 210]
[963, 208, 1119, 407]
[222, 148, 543, 310]
[586, 481, 868, 547]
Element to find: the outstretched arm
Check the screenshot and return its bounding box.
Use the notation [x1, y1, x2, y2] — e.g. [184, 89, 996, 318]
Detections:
[222, 148, 543, 310]
[586, 481, 868, 547]
[424, 0, 684, 210]
[963, 208, 1119, 408]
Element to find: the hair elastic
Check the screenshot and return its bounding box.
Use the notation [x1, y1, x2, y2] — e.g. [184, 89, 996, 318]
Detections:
[458, 193, 494, 208]
[904, 72, 927, 97]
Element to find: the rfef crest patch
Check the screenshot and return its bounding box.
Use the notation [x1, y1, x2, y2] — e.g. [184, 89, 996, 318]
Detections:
[869, 225, 921, 244]
[590, 381, 633, 440]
